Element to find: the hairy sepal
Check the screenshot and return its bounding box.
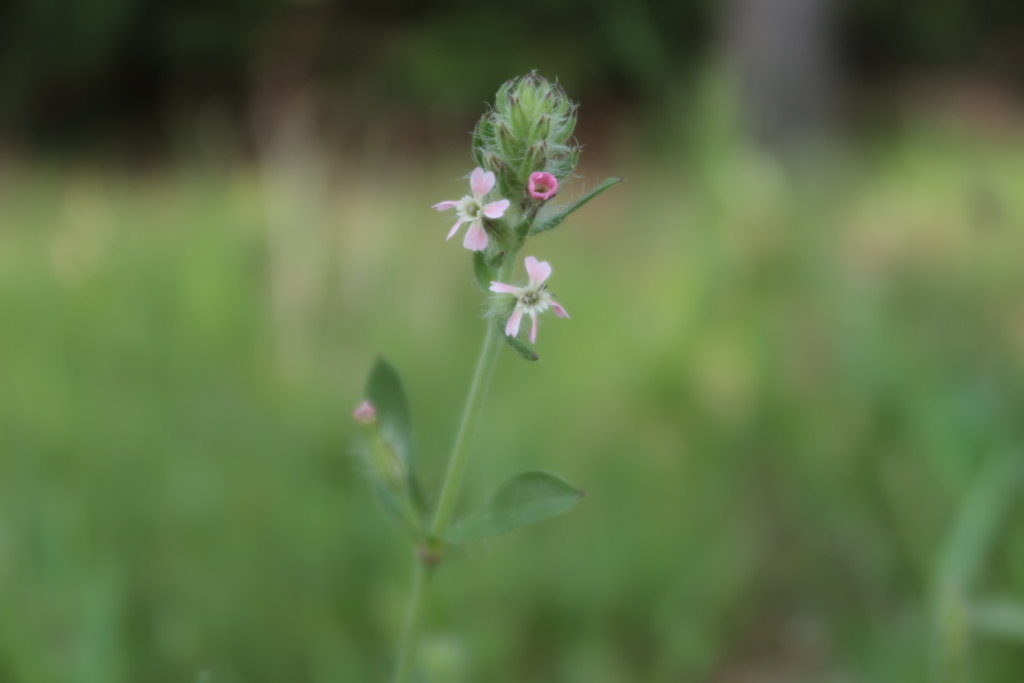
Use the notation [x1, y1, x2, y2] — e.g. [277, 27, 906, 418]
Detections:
[496, 318, 539, 361]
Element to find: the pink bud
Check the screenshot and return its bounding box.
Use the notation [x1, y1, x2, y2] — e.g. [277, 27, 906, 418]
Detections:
[528, 172, 558, 201]
[353, 401, 377, 424]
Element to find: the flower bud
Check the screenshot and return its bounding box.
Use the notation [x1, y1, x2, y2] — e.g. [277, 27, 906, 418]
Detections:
[551, 111, 576, 146]
[472, 113, 495, 167]
[496, 122, 516, 158]
[481, 150, 504, 176]
[530, 115, 551, 144]
[525, 142, 547, 176]
[353, 400, 376, 424]
[471, 71, 581, 207]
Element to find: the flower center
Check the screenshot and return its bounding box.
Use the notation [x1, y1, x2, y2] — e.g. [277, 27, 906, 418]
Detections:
[457, 197, 483, 221]
[518, 285, 550, 313]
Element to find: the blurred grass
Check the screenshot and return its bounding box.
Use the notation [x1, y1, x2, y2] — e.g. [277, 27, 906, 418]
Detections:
[2, 116, 1024, 682]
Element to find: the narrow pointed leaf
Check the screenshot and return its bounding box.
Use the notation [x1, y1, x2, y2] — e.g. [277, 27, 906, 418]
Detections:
[497, 319, 539, 361]
[364, 358, 414, 466]
[445, 471, 584, 543]
[473, 252, 495, 292]
[529, 177, 623, 235]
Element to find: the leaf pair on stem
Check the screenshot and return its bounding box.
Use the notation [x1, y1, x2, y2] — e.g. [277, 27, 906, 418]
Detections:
[358, 358, 584, 554]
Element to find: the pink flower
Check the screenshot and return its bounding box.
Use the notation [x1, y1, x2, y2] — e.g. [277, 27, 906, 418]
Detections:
[489, 256, 570, 344]
[432, 167, 510, 251]
[353, 400, 377, 424]
[527, 172, 558, 201]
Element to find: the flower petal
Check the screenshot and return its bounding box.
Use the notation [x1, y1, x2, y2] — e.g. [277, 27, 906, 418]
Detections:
[470, 167, 495, 198]
[551, 301, 570, 319]
[524, 256, 552, 285]
[463, 222, 488, 251]
[505, 309, 523, 337]
[529, 315, 538, 344]
[489, 282, 519, 294]
[433, 200, 459, 211]
[446, 218, 465, 240]
[483, 199, 510, 219]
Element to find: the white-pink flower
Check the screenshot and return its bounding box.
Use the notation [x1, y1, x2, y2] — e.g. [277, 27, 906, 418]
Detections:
[489, 256, 570, 344]
[432, 167, 510, 251]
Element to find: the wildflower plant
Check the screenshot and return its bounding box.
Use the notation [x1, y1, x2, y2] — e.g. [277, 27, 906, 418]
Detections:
[353, 72, 621, 682]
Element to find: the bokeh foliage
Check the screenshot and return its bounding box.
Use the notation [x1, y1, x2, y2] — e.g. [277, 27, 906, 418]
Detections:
[2, 0, 1023, 138]
[2, 97, 1024, 681]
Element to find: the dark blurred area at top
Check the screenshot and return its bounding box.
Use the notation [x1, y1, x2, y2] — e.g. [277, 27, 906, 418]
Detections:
[1, 0, 1022, 155]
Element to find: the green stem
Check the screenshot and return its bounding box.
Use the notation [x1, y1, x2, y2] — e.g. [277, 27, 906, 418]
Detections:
[393, 558, 429, 683]
[393, 252, 517, 682]
[430, 318, 504, 536]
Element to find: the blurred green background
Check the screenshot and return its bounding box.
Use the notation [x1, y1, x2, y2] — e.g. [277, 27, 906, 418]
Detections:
[2, 1, 1024, 681]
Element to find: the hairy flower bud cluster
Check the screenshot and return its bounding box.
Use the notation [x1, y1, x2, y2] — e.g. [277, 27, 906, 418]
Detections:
[430, 71, 617, 355]
[472, 72, 579, 208]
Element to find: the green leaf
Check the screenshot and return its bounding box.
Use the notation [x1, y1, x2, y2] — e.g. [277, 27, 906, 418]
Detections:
[970, 597, 1024, 643]
[364, 358, 414, 466]
[445, 471, 584, 543]
[529, 177, 623, 236]
[473, 251, 495, 292]
[497, 319, 539, 361]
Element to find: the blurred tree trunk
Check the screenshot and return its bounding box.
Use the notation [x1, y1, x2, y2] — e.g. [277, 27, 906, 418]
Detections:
[251, 10, 334, 379]
[723, 0, 839, 154]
